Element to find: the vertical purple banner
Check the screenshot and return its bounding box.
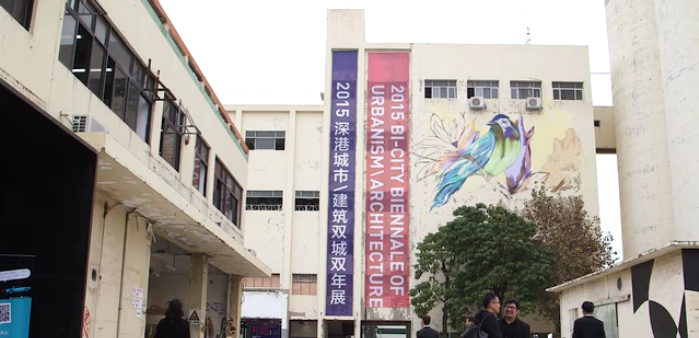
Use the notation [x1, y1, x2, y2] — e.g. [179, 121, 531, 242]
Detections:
[325, 50, 357, 317]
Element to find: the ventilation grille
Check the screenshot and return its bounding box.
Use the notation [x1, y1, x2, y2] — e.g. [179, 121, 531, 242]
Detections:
[72, 115, 87, 133]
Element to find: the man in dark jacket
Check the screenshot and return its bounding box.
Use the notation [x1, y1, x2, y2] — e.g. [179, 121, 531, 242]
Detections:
[471, 293, 502, 338]
[417, 315, 440, 338]
[572, 301, 606, 338]
[499, 299, 530, 338]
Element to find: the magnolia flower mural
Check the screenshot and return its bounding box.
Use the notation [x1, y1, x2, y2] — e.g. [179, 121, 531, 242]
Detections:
[415, 112, 548, 211]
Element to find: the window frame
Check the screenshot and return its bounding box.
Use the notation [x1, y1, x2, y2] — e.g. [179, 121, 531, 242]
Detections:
[291, 274, 318, 295]
[159, 95, 184, 171]
[59, 0, 154, 143]
[243, 274, 281, 289]
[424, 80, 457, 99]
[0, 0, 35, 30]
[552, 81, 584, 101]
[466, 80, 499, 99]
[244, 131, 286, 151]
[192, 136, 210, 196]
[246, 191, 283, 211]
[294, 191, 320, 211]
[213, 158, 243, 227]
[510, 81, 542, 100]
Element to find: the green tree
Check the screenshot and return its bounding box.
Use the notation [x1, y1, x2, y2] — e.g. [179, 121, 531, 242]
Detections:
[523, 187, 618, 334]
[410, 203, 555, 334]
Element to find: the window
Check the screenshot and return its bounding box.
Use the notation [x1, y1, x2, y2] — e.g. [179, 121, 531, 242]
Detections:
[160, 96, 184, 171]
[424, 80, 456, 99]
[246, 191, 283, 211]
[467, 81, 499, 99]
[245, 131, 285, 150]
[510, 81, 542, 99]
[292, 274, 317, 295]
[295, 191, 319, 211]
[568, 308, 579, 336]
[243, 274, 280, 289]
[553, 82, 584, 101]
[59, 0, 153, 142]
[192, 137, 210, 196]
[213, 159, 242, 227]
[1, 0, 34, 29]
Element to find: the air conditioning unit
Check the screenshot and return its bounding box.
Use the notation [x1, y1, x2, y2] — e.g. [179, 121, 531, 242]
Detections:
[469, 97, 486, 109]
[72, 114, 107, 133]
[525, 97, 542, 110]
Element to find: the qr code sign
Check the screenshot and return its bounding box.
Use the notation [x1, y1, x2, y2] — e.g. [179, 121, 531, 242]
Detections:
[0, 303, 10, 324]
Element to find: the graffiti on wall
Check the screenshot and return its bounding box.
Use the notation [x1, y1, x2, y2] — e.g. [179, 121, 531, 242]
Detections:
[629, 249, 697, 338]
[81, 306, 91, 338]
[415, 111, 585, 210]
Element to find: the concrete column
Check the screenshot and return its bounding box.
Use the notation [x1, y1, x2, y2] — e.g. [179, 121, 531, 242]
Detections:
[281, 109, 296, 338]
[653, 0, 699, 243]
[281, 293, 290, 338]
[227, 275, 243, 338]
[605, 0, 674, 258]
[354, 318, 361, 338]
[235, 109, 243, 131]
[353, 47, 366, 322]
[189, 254, 209, 338]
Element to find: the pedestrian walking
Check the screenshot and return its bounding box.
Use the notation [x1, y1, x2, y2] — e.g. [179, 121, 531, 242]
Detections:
[572, 301, 606, 338]
[154, 299, 191, 338]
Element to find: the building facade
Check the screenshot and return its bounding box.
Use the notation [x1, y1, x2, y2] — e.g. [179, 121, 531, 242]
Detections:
[0, 1, 270, 338]
[550, 1, 699, 338]
[231, 9, 601, 338]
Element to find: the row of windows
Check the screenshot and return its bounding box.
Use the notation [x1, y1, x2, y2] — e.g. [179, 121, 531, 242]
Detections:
[58, 0, 243, 226]
[243, 274, 318, 296]
[245, 191, 320, 211]
[425, 80, 584, 101]
[60, 0, 155, 143]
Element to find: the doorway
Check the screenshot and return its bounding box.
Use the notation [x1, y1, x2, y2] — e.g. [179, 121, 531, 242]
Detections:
[0, 80, 97, 337]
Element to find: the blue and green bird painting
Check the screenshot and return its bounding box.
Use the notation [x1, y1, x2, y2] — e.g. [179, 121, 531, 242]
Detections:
[416, 113, 535, 211]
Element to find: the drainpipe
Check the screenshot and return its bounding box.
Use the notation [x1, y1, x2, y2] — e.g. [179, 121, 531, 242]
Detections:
[226, 275, 233, 319]
[115, 210, 133, 338]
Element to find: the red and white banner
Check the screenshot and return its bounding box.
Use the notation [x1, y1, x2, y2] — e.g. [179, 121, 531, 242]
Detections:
[364, 52, 410, 308]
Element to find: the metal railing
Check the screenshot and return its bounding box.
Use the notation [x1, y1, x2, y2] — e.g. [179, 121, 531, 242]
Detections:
[245, 204, 283, 211]
[294, 205, 319, 211]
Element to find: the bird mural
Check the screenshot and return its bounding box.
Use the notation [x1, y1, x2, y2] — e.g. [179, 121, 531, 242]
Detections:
[414, 113, 536, 211]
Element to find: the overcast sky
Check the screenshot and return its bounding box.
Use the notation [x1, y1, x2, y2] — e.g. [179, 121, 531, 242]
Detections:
[159, 0, 623, 259]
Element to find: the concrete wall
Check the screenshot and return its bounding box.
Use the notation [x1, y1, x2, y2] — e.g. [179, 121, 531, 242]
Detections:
[289, 295, 319, 320]
[230, 106, 325, 324]
[83, 192, 153, 338]
[606, 0, 699, 258]
[593, 106, 616, 152]
[245, 211, 285, 273]
[242, 290, 287, 319]
[291, 212, 321, 275]
[605, 0, 675, 259]
[400, 43, 598, 331]
[244, 111, 289, 191]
